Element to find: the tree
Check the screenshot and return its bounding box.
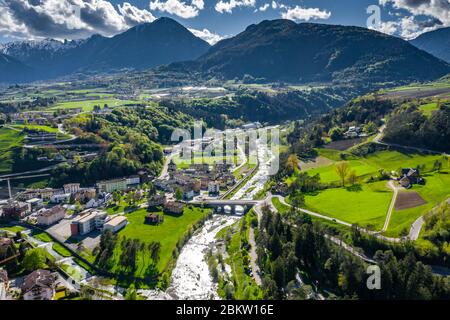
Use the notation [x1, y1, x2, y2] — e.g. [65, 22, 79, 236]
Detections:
[23, 248, 47, 271]
[286, 154, 299, 174]
[175, 187, 183, 201]
[348, 170, 357, 185]
[150, 242, 161, 263]
[113, 191, 122, 205]
[329, 127, 343, 141]
[433, 160, 442, 172]
[363, 121, 378, 134]
[125, 284, 137, 300]
[335, 161, 350, 187]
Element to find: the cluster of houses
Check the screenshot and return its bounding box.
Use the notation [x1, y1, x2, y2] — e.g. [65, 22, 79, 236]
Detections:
[10, 108, 82, 126]
[148, 193, 184, 215]
[154, 160, 235, 200]
[1, 235, 59, 300]
[398, 168, 424, 189]
[344, 126, 368, 139]
[1, 172, 151, 223]
[0, 267, 59, 300]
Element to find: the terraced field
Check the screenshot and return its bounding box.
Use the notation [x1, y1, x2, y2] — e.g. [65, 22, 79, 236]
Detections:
[48, 98, 141, 112]
[0, 127, 25, 173]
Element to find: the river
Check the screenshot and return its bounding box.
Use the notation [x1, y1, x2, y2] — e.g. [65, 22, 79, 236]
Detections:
[141, 128, 276, 300]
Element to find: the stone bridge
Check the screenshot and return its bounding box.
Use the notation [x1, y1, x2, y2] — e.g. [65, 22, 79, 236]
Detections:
[190, 199, 261, 215]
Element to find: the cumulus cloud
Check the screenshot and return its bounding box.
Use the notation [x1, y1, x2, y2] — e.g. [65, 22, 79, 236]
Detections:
[380, 0, 450, 25]
[188, 27, 225, 44]
[257, 3, 270, 12]
[377, 0, 449, 39]
[118, 2, 155, 26]
[281, 6, 331, 22]
[149, 0, 204, 19]
[215, 0, 256, 14]
[271, 1, 286, 10]
[0, 0, 156, 40]
[369, 20, 399, 35]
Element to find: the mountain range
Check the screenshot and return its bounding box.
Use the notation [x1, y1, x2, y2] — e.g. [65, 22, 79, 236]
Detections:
[410, 27, 450, 63]
[168, 20, 450, 84]
[0, 17, 210, 82]
[0, 18, 449, 85]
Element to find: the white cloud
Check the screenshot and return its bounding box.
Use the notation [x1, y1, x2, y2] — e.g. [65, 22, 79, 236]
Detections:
[188, 28, 225, 44]
[0, 0, 156, 40]
[149, 0, 204, 19]
[271, 1, 286, 10]
[258, 3, 270, 12]
[281, 6, 331, 22]
[376, 0, 449, 39]
[215, 0, 256, 14]
[369, 20, 399, 35]
[380, 0, 450, 26]
[118, 2, 156, 26]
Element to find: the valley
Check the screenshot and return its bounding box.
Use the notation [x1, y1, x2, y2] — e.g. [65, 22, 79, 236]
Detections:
[1, 14, 450, 303]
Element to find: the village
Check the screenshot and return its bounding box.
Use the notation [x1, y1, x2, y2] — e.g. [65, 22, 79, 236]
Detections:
[0, 126, 256, 299]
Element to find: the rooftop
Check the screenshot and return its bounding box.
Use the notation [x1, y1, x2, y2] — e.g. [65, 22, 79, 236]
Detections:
[105, 215, 128, 227]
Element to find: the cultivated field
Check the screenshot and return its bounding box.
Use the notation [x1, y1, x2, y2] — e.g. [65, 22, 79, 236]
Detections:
[48, 98, 140, 112]
[0, 127, 25, 173]
[395, 192, 427, 210]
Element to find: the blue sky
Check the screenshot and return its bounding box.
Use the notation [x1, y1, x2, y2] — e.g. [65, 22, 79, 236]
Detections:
[0, 0, 448, 44]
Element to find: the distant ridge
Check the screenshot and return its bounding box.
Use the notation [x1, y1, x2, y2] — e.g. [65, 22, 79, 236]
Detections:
[167, 20, 450, 85]
[0, 17, 211, 83]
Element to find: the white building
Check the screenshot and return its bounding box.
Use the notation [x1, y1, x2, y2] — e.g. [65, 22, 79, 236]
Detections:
[103, 216, 128, 234]
[126, 176, 141, 187]
[70, 209, 107, 236]
[36, 206, 66, 226]
[26, 198, 43, 211]
[208, 182, 220, 196]
[50, 193, 71, 204]
[96, 178, 127, 193]
[63, 183, 80, 194]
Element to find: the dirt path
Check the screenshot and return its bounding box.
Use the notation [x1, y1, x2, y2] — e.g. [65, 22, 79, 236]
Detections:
[382, 180, 400, 232]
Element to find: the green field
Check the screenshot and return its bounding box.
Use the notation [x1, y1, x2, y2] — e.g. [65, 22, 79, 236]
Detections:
[10, 124, 71, 140]
[385, 169, 450, 237]
[287, 148, 450, 236]
[217, 212, 262, 300]
[419, 102, 439, 116]
[299, 149, 445, 184]
[106, 207, 210, 283]
[53, 243, 73, 257]
[31, 230, 53, 242]
[303, 181, 392, 230]
[48, 98, 140, 112]
[0, 127, 25, 173]
[0, 225, 26, 234]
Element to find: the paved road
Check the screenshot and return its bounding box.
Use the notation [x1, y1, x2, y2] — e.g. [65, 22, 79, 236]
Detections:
[373, 125, 449, 156]
[409, 216, 425, 241]
[273, 195, 403, 243]
[266, 195, 377, 264]
[325, 235, 376, 264]
[158, 150, 179, 180]
[0, 164, 60, 179]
